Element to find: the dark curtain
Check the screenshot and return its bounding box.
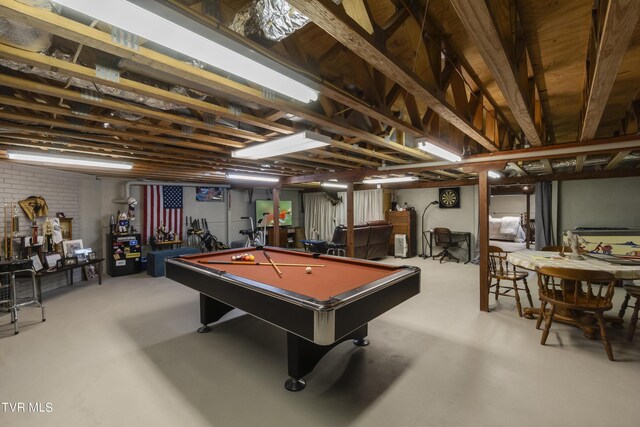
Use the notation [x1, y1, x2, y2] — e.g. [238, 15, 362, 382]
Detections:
[535, 182, 554, 249]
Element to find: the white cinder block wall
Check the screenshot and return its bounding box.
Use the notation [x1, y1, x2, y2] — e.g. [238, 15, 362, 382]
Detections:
[0, 163, 99, 294]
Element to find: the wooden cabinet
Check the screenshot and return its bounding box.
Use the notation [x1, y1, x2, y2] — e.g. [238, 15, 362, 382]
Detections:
[266, 228, 295, 248]
[385, 210, 417, 257]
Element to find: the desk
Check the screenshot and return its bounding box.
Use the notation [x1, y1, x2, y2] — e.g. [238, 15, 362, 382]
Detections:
[507, 250, 640, 336]
[166, 247, 420, 391]
[36, 258, 104, 287]
[423, 230, 472, 264]
[151, 240, 183, 251]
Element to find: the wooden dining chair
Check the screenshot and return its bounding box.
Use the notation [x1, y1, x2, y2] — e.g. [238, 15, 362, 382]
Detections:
[618, 284, 640, 341]
[536, 266, 616, 360]
[488, 246, 533, 317]
[432, 227, 459, 263]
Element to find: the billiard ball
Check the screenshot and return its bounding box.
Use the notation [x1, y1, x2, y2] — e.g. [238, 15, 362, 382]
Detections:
[305, 267, 312, 274]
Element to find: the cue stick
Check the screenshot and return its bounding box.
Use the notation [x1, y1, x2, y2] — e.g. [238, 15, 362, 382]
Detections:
[197, 261, 325, 267]
[263, 250, 283, 277]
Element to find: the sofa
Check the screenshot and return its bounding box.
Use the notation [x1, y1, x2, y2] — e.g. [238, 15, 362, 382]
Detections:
[330, 220, 393, 260]
[147, 247, 200, 277]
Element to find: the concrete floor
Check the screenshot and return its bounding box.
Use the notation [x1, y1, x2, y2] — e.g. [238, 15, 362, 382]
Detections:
[1, 257, 638, 427]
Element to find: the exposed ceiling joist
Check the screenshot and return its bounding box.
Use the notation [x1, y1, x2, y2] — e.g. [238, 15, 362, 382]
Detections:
[288, 0, 498, 153]
[580, 0, 640, 140]
[449, 0, 542, 147]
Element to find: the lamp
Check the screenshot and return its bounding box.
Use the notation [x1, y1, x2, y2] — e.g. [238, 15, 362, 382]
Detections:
[54, 0, 318, 103]
[416, 140, 462, 162]
[421, 200, 439, 259]
[225, 173, 279, 183]
[232, 131, 331, 160]
[362, 176, 418, 184]
[488, 171, 501, 178]
[321, 182, 348, 189]
[8, 150, 133, 170]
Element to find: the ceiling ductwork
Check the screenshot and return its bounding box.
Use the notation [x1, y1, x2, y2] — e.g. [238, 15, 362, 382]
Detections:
[513, 152, 640, 173]
[0, 0, 52, 52]
[228, 0, 309, 45]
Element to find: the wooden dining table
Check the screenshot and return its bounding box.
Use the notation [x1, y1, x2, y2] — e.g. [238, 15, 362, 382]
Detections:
[506, 250, 640, 337]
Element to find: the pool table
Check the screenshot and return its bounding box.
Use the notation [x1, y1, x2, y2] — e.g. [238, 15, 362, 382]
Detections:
[165, 246, 421, 391]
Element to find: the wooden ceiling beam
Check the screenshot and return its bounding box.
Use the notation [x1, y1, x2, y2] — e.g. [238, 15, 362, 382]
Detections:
[309, 148, 379, 168]
[540, 159, 553, 174]
[0, 74, 252, 148]
[282, 169, 375, 185]
[603, 150, 631, 171]
[580, 0, 640, 140]
[288, 0, 497, 153]
[0, 110, 231, 153]
[0, 44, 284, 138]
[395, 0, 520, 144]
[0, 124, 306, 173]
[0, 94, 264, 146]
[449, 0, 542, 147]
[0, 1, 440, 161]
[508, 162, 527, 176]
[575, 155, 586, 173]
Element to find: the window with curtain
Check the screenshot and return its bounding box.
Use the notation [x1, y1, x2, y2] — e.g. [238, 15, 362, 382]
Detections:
[303, 189, 384, 241]
[302, 192, 338, 241]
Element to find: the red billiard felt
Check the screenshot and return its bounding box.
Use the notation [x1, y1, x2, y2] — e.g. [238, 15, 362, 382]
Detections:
[177, 247, 401, 301]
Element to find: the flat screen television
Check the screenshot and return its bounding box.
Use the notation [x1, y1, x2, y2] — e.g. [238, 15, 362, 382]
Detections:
[255, 200, 292, 227]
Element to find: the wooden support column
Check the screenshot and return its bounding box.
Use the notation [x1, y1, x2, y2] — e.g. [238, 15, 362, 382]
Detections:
[479, 171, 489, 312]
[525, 193, 531, 249]
[272, 188, 280, 247]
[346, 183, 355, 258]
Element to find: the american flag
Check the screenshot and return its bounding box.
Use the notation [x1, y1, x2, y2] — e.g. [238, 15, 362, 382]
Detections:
[143, 185, 183, 244]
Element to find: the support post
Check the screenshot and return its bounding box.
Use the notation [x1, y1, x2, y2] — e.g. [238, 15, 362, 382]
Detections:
[346, 183, 354, 257]
[479, 171, 489, 312]
[273, 188, 280, 247]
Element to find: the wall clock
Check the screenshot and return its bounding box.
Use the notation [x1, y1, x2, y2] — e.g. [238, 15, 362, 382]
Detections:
[439, 187, 460, 209]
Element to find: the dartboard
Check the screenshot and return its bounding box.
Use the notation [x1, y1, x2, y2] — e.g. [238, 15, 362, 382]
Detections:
[439, 187, 460, 208]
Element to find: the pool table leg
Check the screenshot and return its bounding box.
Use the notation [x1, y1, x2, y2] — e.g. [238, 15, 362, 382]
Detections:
[285, 324, 368, 391]
[197, 293, 234, 333]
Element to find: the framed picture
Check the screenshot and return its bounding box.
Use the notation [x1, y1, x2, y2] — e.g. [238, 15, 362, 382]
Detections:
[63, 256, 78, 266]
[62, 239, 83, 257]
[59, 218, 73, 240]
[75, 248, 92, 263]
[84, 264, 98, 280]
[45, 252, 62, 270]
[30, 254, 44, 272]
[196, 187, 225, 202]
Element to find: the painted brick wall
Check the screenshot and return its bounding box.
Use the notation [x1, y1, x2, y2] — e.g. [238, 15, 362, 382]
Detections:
[1, 162, 84, 296]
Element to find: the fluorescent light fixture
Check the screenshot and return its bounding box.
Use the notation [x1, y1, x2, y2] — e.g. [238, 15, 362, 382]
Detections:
[54, 0, 318, 103]
[417, 140, 462, 162]
[8, 150, 132, 170]
[232, 131, 331, 160]
[321, 182, 348, 189]
[226, 173, 279, 183]
[362, 176, 418, 184]
[488, 171, 501, 178]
